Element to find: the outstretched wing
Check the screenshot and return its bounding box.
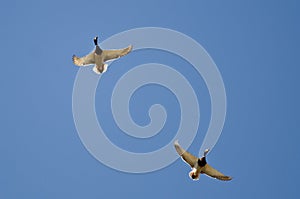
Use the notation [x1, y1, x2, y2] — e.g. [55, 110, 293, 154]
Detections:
[174, 140, 198, 168]
[202, 164, 232, 181]
[72, 52, 95, 66]
[102, 45, 133, 62]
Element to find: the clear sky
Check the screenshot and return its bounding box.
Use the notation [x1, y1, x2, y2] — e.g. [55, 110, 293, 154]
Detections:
[3, 0, 300, 198]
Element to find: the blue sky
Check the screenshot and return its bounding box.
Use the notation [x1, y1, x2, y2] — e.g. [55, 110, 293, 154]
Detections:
[3, 0, 300, 198]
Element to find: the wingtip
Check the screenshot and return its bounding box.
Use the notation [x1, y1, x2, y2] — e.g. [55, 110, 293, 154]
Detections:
[174, 140, 185, 156]
[72, 55, 80, 66]
[128, 45, 133, 52]
[72, 55, 76, 63]
[174, 139, 179, 146]
[222, 176, 233, 181]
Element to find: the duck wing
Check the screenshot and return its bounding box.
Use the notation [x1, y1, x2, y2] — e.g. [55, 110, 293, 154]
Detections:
[202, 164, 232, 181]
[102, 45, 133, 62]
[72, 52, 95, 66]
[174, 140, 198, 168]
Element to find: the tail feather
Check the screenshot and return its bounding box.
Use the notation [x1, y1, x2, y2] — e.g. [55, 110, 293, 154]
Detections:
[93, 66, 101, 74]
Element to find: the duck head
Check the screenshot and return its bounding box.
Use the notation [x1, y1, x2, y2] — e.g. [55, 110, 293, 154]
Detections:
[94, 36, 98, 46]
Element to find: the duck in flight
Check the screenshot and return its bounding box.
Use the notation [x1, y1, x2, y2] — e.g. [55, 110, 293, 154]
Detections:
[72, 36, 133, 74]
[174, 140, 232, 181]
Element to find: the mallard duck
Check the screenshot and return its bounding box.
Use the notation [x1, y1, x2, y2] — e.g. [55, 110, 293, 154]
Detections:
[174, 140, 232, 181]
[72, 36, 133, 74]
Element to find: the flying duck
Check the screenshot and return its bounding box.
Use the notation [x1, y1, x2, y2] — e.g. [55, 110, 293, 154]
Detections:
[174, 140, 232, 181]
[72, 36, 133, 74]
